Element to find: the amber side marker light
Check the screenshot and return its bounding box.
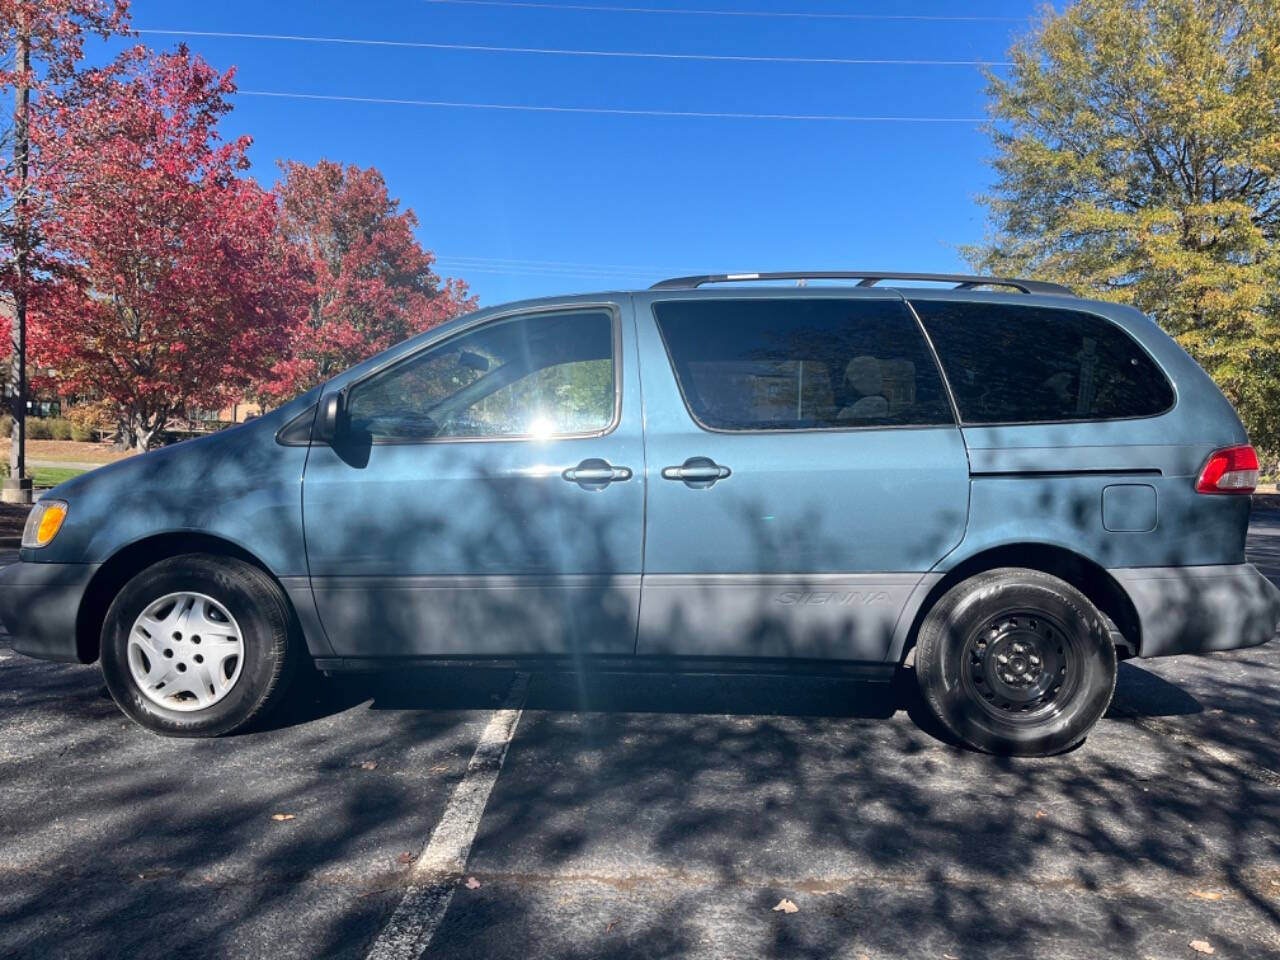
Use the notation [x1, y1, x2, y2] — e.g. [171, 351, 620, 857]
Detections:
[1195, 445, 1259, 495]
[21, 500, 68, 549]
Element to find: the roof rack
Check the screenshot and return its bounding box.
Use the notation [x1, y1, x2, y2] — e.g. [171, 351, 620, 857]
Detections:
[649, 271, 1073, 296]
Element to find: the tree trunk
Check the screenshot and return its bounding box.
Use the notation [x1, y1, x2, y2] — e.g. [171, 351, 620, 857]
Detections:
[115, 411, 165, 452]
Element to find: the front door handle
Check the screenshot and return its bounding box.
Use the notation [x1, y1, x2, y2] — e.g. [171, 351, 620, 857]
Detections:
[562, 458, 632, 490]
[661, 456, 731, 488]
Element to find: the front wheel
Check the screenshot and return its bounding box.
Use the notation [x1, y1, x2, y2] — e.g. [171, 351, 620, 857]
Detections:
[914, 568, 1117, 756]
[101, 554, 299, 737]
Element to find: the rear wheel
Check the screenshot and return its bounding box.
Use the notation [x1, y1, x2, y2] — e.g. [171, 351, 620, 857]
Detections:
[101, 554, 299, 737]
[915, 568, 1117, 756]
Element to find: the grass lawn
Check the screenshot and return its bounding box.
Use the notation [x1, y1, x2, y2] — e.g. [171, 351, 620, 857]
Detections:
[0, 439, 133, 466]
[0, 464, 87, 488]
[33, 466, 87, 487]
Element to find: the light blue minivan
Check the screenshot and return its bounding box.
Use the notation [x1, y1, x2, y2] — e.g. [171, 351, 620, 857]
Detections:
[4, 271, 1278, 755]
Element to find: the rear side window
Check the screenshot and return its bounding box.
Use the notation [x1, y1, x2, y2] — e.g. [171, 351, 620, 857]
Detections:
[653, 298, 954, 431]
[911, 300, 1174, 425]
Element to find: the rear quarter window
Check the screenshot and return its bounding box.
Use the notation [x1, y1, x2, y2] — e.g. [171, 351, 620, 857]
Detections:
[910, 300, 1174, 424]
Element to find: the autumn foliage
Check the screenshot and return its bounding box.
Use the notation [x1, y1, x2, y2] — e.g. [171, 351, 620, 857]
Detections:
[262, 159, 476, 400]
[970, 0, 1280, 453]
[0, 1, 127, 83]
[1, 1, 130, 282]
[0, 1, 478, 452]
[1, 3, 474, 452]
[1, 1, 131, 419]
[30, 46, 306, 450]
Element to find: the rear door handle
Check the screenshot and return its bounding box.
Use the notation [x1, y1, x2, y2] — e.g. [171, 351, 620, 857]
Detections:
[562, 458, 632, 490]
[661, 456, 731, 488]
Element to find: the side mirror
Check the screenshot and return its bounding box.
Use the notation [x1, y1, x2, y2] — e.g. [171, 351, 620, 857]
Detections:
[313, 392, 345, 445]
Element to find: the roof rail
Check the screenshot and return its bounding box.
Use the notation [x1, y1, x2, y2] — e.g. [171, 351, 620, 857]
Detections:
[649, 271, 1073, 296]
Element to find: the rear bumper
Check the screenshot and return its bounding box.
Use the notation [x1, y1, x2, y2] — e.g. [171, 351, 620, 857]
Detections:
[0, 561, 101, 663]
[1114, 563, 1280, 658]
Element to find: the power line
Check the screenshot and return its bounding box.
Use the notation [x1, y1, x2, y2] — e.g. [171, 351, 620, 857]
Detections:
[438, 266, 654, 281]
[435, 262, 666, 277]
[435, 254, 687, 271]
[238, 90, 987, 123]
[433, 261, 664, 282]
[423, 0, 1022, 23]
[432, 261, 674, 280]
[435, 260, 659, 277]
[137, 28, 1012, 67]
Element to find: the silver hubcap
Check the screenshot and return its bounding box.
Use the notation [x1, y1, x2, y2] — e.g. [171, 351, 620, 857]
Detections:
[127, 592, 245, 712]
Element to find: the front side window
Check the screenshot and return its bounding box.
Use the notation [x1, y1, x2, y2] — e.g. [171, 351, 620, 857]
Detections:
[346, 308, 616, 441]
[653, 298, 954, 431]
[911, 300, 1175, 425]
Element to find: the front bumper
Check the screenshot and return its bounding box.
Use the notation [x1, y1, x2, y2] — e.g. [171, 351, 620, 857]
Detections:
[1114, 563, 1280, 658]
[0, 561, 101, 663]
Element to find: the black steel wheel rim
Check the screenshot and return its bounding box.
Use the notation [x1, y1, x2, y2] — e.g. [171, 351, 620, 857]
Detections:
[960, 610, 1083, 723]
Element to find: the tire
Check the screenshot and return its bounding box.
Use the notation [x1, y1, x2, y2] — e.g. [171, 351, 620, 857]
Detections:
[915, 567, 1117, 756]
[100, 554, 299, 737]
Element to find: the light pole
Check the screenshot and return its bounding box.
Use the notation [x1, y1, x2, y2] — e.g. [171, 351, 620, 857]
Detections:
[3, 9, 31, 505]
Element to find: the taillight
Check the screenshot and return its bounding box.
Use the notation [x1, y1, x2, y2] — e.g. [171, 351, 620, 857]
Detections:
[1196, 444, 1259, 494]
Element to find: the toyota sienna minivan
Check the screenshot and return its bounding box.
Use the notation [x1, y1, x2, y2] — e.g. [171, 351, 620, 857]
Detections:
[4, 271, 1278, 756]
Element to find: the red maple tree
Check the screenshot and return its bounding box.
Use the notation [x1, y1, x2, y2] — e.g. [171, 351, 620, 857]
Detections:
[1, 1, 130, 477]
[1, 0, 132, 318]
[262, 159, 476, 399]
[30, 45, 306, 450]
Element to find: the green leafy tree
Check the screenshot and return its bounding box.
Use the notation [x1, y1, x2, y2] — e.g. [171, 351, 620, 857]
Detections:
[967, 0, 1280, 455]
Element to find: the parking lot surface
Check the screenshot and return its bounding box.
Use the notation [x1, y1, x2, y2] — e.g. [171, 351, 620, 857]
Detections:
[2, 512, 1280, 959]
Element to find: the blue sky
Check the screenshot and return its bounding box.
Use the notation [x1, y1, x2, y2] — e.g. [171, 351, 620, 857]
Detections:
[96, 0, 1046, 305]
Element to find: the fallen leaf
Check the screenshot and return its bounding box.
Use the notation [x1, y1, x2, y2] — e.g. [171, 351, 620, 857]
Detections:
[1034, 809, 1048, 819]
[772, 898, 799, 914]
[397, 852, 417, 865]
[1190, 891, 1223, 901]
[429, 763, 449, 774]
[944, 954, 959, 960]
[270, 813, 296, 822]
[465, 876, 481, 889]
[1189, 941, 1215, 955]
[605, 921, 616, 934]
[358, 760, 378, 771]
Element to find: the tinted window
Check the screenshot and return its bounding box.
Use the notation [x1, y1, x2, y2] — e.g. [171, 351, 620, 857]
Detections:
[654, 298, 954, 431]
[346, 309, 615, 440]
[912, 300, 1174, 424]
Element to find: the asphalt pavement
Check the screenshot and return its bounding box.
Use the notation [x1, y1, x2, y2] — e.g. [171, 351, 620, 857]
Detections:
[1, 513, 1279, 959]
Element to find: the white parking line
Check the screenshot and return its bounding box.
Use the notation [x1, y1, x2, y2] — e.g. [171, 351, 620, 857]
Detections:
[365, 672, 530, 960]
